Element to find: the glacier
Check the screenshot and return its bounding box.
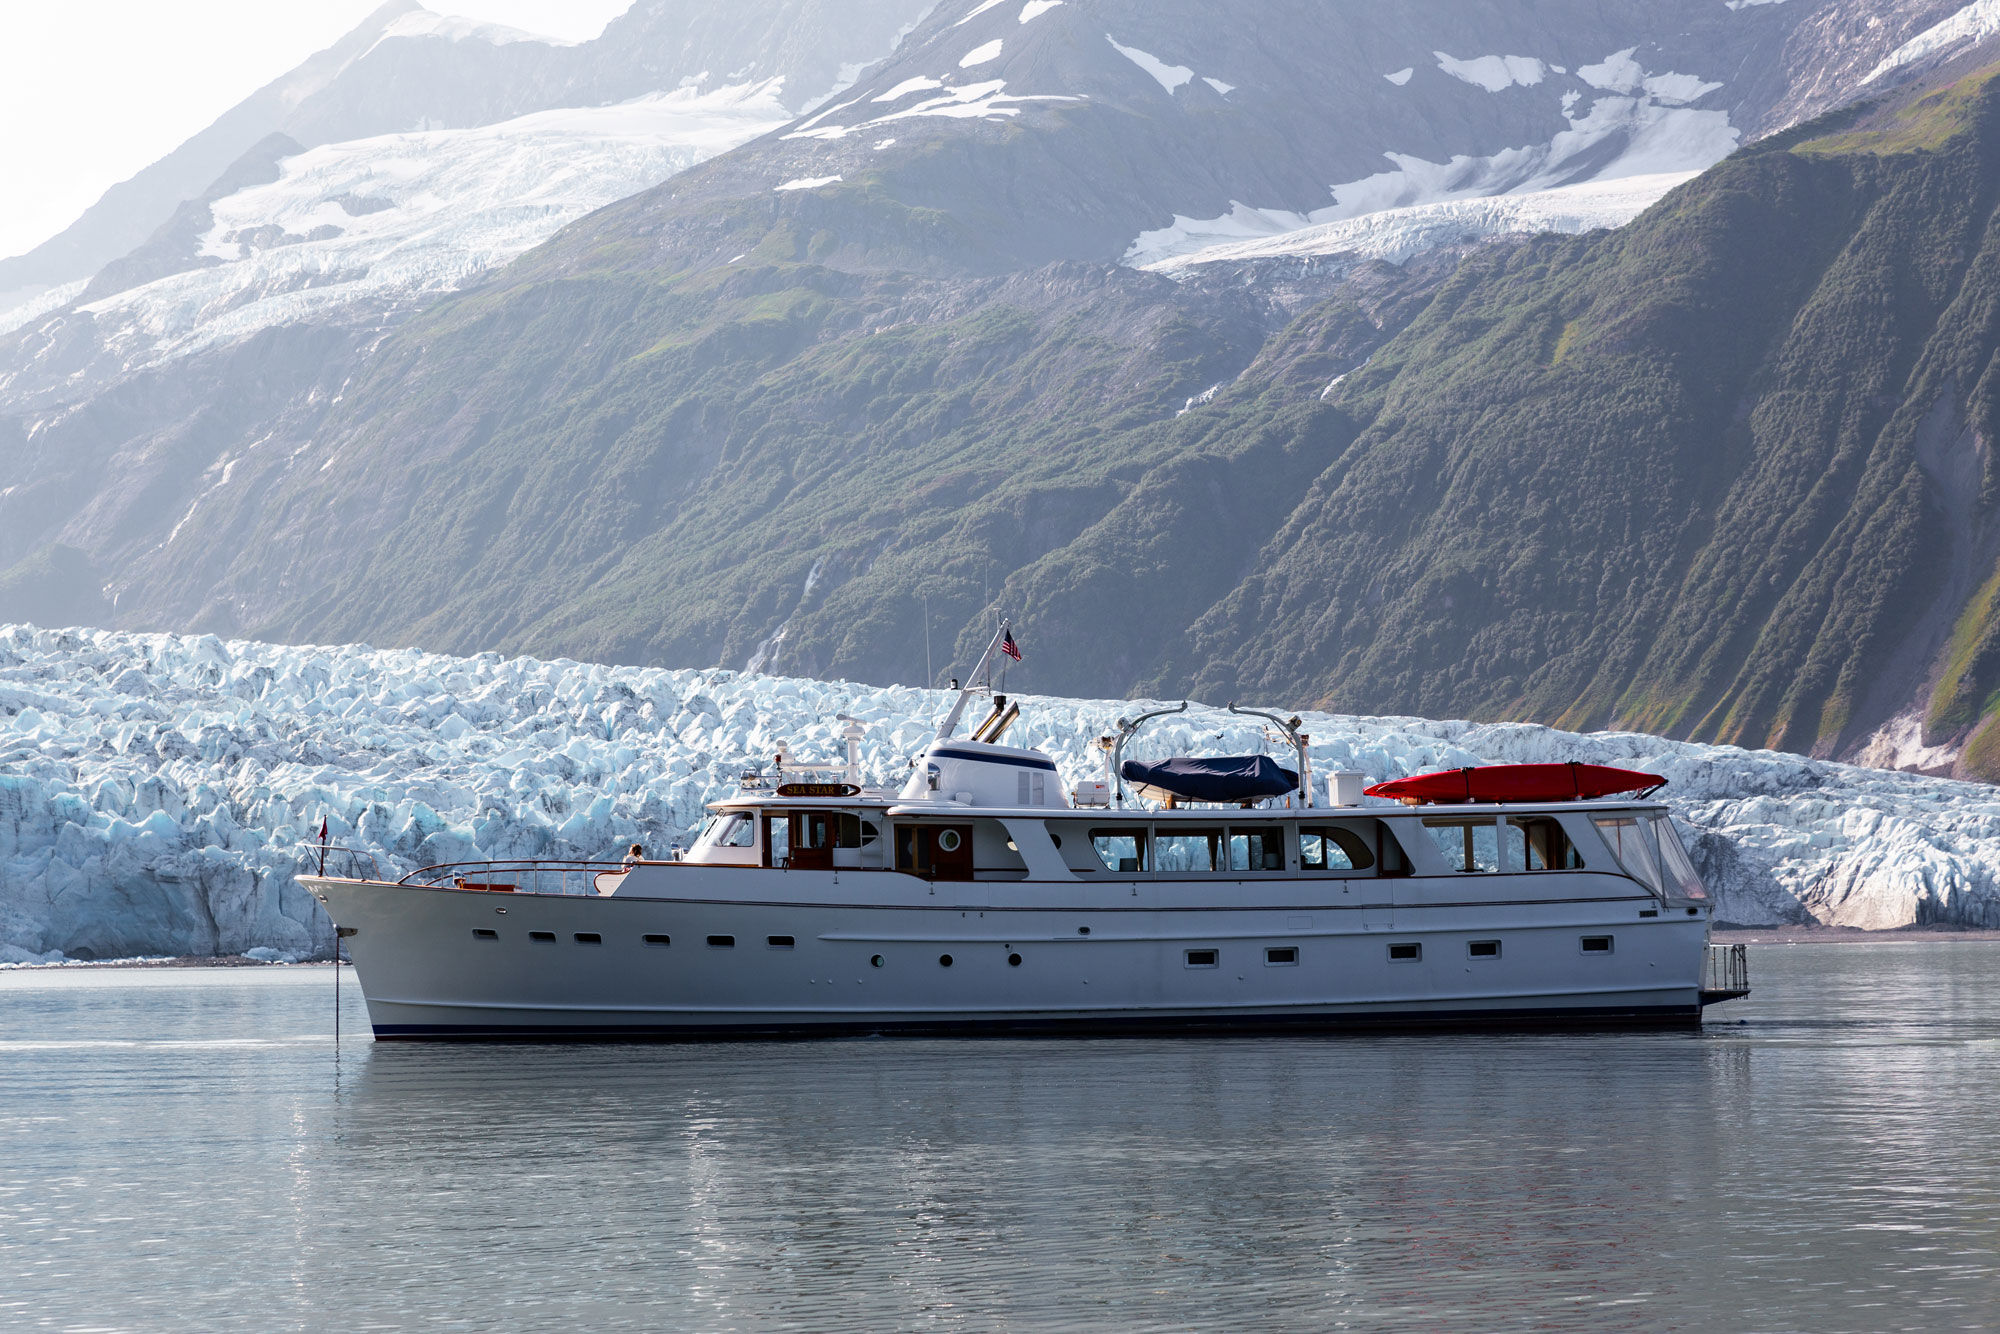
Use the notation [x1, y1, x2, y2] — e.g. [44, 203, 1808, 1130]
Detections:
[64, 83, 792, 378]
[5, 623, 2000, 965]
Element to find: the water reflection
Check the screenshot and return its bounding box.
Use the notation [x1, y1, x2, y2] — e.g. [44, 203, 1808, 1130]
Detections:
[3, 944, 1999, 1329]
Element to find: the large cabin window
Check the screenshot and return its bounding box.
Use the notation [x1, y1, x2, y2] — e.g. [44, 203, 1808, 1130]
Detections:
[1154, 828, 1224, 873]
[1649, 815, 1709, 902]
[1422, 817, 1499, 872]
[1298, 825, 1377, 873]
[1090, 828, 1148, 873]
[1507, 816, 1583, 870]
[1591, 815, 1664, 896]
[1227, 827, 1287, 872]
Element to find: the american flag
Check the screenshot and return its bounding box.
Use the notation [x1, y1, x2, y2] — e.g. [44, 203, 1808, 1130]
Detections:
[1000, 629, 1022, 662]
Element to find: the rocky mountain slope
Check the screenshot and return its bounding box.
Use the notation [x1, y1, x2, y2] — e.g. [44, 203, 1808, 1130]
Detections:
[5, 0, 1998, 775]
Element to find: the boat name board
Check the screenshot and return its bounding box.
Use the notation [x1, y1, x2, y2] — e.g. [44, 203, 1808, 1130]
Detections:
[776, 782, 861, 797]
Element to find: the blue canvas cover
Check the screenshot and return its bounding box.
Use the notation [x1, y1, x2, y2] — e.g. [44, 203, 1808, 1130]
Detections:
[1121, 755, 1299, 803]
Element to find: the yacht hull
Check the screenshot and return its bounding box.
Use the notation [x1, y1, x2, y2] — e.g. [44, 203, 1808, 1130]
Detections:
[301, 869, 1709, 1039]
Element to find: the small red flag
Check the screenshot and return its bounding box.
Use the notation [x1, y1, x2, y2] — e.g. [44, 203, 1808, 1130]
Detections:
[318, 817, 329, 844]
[1000, 630, 1022, 662]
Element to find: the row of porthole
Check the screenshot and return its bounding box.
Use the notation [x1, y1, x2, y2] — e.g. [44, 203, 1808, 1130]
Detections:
[469, 930, 794, 949]
[1184, 935, 1616, 968]
[469, 931, 1618, 962]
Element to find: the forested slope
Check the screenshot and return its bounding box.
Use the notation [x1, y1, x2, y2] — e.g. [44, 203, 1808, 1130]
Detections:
[1159, 65, 2000, 772]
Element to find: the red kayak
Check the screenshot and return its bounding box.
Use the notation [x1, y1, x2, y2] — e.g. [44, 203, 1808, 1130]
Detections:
[1363, 762, 1665, 804]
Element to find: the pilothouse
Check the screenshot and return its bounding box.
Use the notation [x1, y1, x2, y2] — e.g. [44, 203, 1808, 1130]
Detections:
[300, 621, 1749, 1039]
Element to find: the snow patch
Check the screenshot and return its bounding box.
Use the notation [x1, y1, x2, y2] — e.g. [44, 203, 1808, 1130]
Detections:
[954, 0, 1009, 24]
[1865, 0, 2000, 83]
[1020, 0, 1063, 20]
[375, 10, 572, 50]
[1203, 77, 1235, 95]
[1384, 67, 1414, 86]
[1123, 48, 1737, 269]
[1107, 35, 1193, 93]
[1579, 47, 1645, 94]
[1433, 51, 1547, 92]
[874, 76, 944, 102]
[960, 38, 1005, 68]
[775, 175, 843, 191]
[1138, 172, 1694, 272]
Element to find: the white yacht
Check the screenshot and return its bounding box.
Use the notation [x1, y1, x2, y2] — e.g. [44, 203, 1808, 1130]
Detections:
[299, 626, 1749, 1039]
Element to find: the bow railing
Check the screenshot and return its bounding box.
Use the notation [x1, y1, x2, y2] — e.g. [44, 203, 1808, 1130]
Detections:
[398, 859, 630, 897]
[295, 844, 385, 882]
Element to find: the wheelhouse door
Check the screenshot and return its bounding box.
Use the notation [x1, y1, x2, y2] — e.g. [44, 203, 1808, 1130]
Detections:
[790, 811, 835, 870]
[894, 824, 974, 881]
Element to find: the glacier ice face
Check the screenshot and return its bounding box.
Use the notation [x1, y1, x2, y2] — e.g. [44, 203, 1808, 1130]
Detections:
[4, 623, 2000, 962]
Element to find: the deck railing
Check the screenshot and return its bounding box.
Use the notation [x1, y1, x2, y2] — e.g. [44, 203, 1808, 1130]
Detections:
[295, 844, 384, 882]
[1702, 941, 1750, 998]
[398, 859, 628, 896]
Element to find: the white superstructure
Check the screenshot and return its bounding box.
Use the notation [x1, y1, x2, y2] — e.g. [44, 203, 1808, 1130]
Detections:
[300, 627, 1748, 1039]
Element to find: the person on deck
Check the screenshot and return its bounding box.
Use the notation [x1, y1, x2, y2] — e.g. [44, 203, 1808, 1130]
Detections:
[622, 843, 643, 871]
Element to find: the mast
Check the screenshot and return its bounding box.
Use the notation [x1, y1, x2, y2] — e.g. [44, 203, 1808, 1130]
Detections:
[935, 620, 1009, 741]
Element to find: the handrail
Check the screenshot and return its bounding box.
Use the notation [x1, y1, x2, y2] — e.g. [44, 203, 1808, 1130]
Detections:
[399, 858, 629, 897]
[1703, 942, 1750, 998]
[296, 844, 384, 882]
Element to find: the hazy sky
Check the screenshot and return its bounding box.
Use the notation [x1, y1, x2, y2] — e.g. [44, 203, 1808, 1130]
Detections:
[0, 1, 634, 261]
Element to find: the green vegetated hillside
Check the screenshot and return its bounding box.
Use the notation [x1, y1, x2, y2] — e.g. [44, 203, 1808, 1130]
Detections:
[205, 61, 2000, 775]
[1164, 64, 2000, 772]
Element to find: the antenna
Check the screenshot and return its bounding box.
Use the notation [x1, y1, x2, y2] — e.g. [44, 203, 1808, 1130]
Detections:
[935, 619, 1009, 741]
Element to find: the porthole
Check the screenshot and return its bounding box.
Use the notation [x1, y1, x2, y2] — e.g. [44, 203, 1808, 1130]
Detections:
[768, 935, 795, 949]
[1468, 940, 1500, 958]
[938, 829, 962, 853]
[472, 928, 498, 941]
[1388, 942, 1420, 961]
[1008, 952, 1022, 967]
[1581, 935, 1613, 954]
[574, 932, 602, 945]
[708, 934, 735, 948]
[1185, 948, 1218, 968]
[529, 931, 556, 943]
[1077, 925, 1090, 936]
[871, 954, 885, 968]
[1265, 946, 1298, 966]
[939, 953, 954, 967]
[642, 934, 671, 947]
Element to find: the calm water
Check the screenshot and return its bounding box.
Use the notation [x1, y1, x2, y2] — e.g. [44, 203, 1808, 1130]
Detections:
[3, 944, 1998, 1332]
